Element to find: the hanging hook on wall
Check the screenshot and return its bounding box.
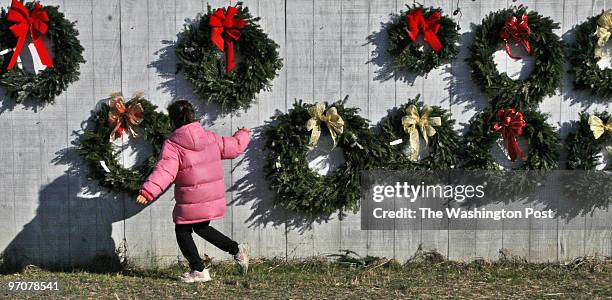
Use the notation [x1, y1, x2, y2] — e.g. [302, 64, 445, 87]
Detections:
[453, 0, 463, 17]
[453, 0, 463, 30]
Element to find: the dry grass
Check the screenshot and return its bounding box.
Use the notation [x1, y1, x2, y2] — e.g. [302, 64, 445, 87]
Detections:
[0, 256, 610, 299]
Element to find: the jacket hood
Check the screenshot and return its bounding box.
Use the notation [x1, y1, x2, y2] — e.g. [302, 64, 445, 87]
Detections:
[169, 122, 214, 151]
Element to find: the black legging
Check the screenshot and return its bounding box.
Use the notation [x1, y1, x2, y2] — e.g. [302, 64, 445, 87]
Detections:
[175, 221, 239, 271]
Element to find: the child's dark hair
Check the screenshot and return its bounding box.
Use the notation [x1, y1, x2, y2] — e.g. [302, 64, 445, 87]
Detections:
[168, 100, 196, 129]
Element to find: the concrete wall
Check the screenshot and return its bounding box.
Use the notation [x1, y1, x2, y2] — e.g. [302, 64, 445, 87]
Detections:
[0, 0, 610, 269]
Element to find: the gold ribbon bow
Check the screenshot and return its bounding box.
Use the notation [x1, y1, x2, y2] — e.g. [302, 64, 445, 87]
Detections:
[401, 105, 442, 161]
[594, 10, 612, 60]
[306, 102, 345, 150]
[588, 114, 612, 153]
[108, 93, 145, 142]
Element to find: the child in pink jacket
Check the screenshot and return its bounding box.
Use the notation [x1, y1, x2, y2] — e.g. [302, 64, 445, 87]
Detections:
[135, 100, 250, 283]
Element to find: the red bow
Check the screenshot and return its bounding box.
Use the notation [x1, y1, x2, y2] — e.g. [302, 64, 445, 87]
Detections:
[500, 14, 532, 60]
[406, 8, 442, 53]
[492, 108, 527, 162]
[209, 7, 245, 73]
[6, 0, 54, 71]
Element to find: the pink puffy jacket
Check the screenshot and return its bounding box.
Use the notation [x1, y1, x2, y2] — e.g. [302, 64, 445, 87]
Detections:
[140, 122, 249, 224]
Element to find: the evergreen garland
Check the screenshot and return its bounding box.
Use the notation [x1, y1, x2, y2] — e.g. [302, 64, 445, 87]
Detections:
[568, 12, 612, 99]
[377, 95, 460, 170]
[0, 2, 84, 103]
[263, 98, 393, 216]
[78, 98, 171, 196]
[387, 5, 459, 76]
[467, 6, 564, 109]
[461, 107, 559, 170]
[175, 2, 283, 112]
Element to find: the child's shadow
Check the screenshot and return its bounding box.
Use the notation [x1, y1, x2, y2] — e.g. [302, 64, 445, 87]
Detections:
[0, 122, 146, 274]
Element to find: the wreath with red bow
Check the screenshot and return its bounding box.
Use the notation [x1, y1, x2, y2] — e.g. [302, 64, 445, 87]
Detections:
[77, 94, 171, 196]
[467, 6, 564, 109]
[458, 106, 559, 201]
[176, 3, 283, 112]
[0, 0, 84, 103]
[460, 107, 559, 170]
[387, 5, 459, 75]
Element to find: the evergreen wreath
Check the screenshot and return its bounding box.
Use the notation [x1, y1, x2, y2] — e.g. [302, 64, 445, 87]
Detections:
[461, 107, 559, 170]
[568, 12, 612, 99]
[467, 6, 564, 109]
[263, 98, 391, 216]
[563, 112, 611, 207]
[377, 94, 460, 170]
[566, 111, 611, 170]
[459, 107, 559, 202]
[78, 95, 171, 196]
[175, 2, 283, 112]
[387, 5, 459, 75]
[0, 1, 84, 103]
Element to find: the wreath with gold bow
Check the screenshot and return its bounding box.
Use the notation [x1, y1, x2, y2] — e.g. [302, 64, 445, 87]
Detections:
[566, 112, 611, 171]
[377, 95, 460, 170]
[387, 5, 459, 76]
[175, 2, 283, 112]
[467, 6, 564, 109]
[563, 112, 611, 207]
[77, 94, 171, 195]
[568, 10, 612, 99]
[0, 0, 84, 104]
[263, 98, 393, 216]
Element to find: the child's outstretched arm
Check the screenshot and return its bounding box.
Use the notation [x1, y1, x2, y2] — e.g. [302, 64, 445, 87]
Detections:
[217, 127, 250, 159]
[137, 140, 180, 204]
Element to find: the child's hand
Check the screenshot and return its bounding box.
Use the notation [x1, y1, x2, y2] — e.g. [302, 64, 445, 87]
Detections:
[136, 194, 148, 205]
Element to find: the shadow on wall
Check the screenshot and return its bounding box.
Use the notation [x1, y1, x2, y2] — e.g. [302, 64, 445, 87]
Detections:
[446, 29, 488, 120]
[0, 133, 146, 274]
[367, 14, 420, 85]
[0, 95, 46, 115]
[456, 170, 610, 222]
[229, 119, 336, 235]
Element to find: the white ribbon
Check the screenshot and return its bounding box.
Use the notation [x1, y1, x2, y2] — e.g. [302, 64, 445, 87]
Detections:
[27, 41, 48, 74]
[390, 138, 403, 146]
[0, 38, 48, 75]
[100, 161, 111, 173]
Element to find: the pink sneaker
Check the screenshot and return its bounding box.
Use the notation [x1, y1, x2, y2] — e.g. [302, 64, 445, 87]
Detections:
[234, 244, 249, 274]
[178, 269, 211, 283]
